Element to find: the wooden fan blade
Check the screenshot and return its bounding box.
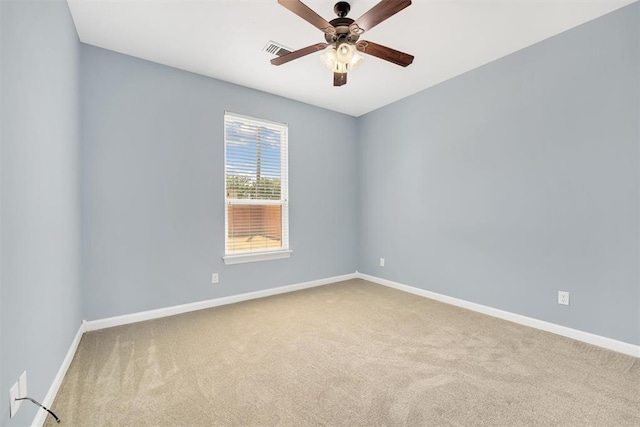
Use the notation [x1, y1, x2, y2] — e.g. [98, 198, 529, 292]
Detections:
[350, 0, 411, 35]
[356, 40, 414, 67]
[334, 72, 347, 86]
[278, 0, 336, 35]
[271, 43, 328, 66]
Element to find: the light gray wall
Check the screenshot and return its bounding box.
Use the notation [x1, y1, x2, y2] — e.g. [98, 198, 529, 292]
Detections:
[80, 45, 359, 320]
[0, 1, 82, 425]
[0, 1, 4, 421]
[358, 3, 640, 345]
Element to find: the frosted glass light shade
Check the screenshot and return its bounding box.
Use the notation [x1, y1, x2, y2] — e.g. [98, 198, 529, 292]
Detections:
[320, 46, 337, 71]
[320, 43, 363, 73]
[349, 51, 363, 71]
[336, 42, 355, 63]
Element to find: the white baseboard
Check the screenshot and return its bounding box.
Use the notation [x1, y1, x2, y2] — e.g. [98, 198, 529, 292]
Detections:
[357, 272, 640, 358]
[84, 273, 357, 332]
[32, 323, 85, 427]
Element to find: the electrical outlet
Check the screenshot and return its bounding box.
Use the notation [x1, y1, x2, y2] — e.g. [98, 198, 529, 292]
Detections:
[558, 291, 570, 306]
[211, 273, 219, 284]
[379, 258, 385, 267]
[9, 382, 21, 418]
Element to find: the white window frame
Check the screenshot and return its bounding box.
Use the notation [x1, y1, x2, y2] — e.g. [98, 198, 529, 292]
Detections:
[223, 112, 291, 265]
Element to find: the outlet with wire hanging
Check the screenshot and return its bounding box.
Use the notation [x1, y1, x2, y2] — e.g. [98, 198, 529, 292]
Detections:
[9, 371, 27, 418]
[9, 383, 21, 417]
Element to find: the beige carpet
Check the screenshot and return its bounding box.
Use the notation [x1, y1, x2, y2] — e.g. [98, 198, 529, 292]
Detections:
[46, 279, 640, 426]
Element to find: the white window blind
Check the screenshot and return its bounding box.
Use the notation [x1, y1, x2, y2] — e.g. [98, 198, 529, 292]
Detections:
[224, 112, 289, 260]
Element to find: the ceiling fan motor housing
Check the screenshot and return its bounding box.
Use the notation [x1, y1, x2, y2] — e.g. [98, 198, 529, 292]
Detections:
[323, 2, 360, 44]
[325, 19, 358, 43]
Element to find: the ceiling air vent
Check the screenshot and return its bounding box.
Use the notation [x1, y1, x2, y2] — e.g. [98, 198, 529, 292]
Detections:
[263, 41, 292, 57]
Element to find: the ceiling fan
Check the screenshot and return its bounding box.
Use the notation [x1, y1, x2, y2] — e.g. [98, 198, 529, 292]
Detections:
[271, 0, 414, 87]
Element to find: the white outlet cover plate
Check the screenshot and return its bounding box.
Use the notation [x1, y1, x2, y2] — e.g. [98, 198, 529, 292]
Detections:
[558, 291, 570, 305]
[9, 382, 20, 417]
[19, 372, 27, 398]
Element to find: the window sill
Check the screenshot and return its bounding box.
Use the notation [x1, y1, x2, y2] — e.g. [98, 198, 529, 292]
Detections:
[223, 249, 292, 265]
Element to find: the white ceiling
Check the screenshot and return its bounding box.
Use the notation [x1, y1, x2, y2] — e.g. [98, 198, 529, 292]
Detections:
[67, 0, 635, 117]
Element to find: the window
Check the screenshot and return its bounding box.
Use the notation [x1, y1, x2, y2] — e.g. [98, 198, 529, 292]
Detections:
[223, 112, 290, 264]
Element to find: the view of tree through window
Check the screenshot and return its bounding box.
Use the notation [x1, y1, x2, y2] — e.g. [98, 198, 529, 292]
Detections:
[224, 113, 289, 254]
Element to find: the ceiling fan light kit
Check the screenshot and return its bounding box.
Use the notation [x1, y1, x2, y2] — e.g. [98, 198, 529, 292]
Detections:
[271, 0, 414, 87]
[320, 42, 363, 74]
